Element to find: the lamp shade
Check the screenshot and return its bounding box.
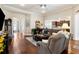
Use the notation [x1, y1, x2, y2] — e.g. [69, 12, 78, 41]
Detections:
[62, 23, 70, 29]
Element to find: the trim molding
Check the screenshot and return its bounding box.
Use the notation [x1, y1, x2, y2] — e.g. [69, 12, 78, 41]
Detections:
[1, 5, 32, 14]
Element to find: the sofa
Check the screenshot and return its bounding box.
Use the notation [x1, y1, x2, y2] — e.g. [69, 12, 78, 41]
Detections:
[37, 32, 71, 54]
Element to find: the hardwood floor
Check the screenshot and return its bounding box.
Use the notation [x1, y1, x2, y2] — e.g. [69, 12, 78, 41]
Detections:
[8, 32, 79, 54]
[9, 33, 38, 54]
[68, 40, 79, 54]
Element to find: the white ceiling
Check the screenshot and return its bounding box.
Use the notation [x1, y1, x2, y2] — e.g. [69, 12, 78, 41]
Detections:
[3, 4, 75, 14]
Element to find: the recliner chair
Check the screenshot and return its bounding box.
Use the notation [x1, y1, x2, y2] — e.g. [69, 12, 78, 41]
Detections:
[37, 33, 70, 54]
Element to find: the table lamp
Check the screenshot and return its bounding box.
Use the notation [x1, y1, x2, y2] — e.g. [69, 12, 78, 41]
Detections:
[61, 23, 70, 32]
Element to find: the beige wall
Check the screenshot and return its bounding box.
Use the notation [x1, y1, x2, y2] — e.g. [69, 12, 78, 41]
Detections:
[1, 4, 79, 40]
[45, 9, 73, 20]
[44, 7, 75, 34]
[0, 5, 44, 34]
[44, 5, 79, 40]
[1, 6, 30, 34]
[30, 12, 43, 29]
[73, 5, 79, 40]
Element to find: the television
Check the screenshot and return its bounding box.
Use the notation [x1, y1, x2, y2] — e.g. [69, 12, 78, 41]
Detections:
[0, 8, 5, 31]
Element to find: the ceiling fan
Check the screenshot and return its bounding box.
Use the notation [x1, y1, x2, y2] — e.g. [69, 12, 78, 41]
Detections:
[40, 4, 47, 13]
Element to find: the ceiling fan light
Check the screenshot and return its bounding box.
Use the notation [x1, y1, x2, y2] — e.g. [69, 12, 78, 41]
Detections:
[40, 4, 46, 9]
[42, 6, 45, 8]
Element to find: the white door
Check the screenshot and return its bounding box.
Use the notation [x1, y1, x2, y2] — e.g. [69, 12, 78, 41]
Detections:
[12, 17, 19, 34]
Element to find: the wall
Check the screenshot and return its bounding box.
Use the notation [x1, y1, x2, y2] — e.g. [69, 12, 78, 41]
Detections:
[44, 7, 75, 34]
[1, 5, 78, 38]
[1, 6, 30, 34]
[44, 5, 79, 40]
[30, 12, 43, 29]
[45, 9, 73, 20]
[73, 5, 79, 40]
[0, 5, 44, 34]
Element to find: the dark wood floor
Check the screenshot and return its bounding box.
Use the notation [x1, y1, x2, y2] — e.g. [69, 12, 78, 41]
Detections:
[9, 33, 38, 54]
[8, 32, 79, 54]
[68, 40, 79, 54]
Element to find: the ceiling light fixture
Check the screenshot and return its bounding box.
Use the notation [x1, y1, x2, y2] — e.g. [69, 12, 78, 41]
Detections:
[40, 4, 46, 9]
[40, 4, 47, 13]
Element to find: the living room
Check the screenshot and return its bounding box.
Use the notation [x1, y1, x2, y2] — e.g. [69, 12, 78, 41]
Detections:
[0, 4, 79, 54]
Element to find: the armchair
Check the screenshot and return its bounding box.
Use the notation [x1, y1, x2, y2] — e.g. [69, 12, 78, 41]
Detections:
[37, 33, 70, 54]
